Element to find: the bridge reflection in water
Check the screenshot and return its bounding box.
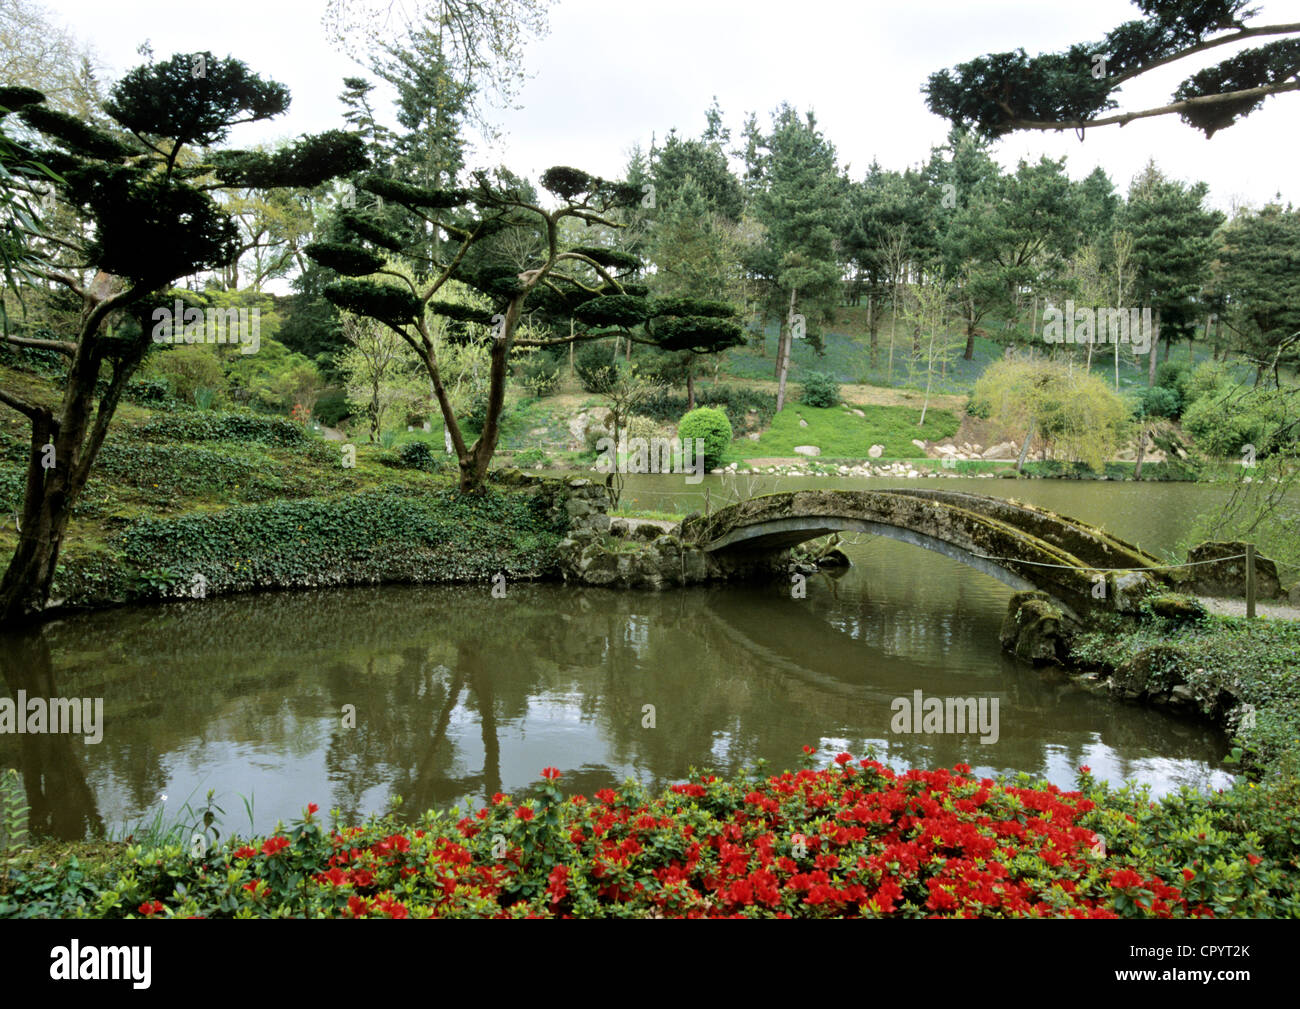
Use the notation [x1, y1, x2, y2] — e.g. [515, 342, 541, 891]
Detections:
[0, 568, 1230, 841]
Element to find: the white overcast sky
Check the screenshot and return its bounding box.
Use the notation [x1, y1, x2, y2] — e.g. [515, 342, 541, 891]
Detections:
[41, 0, 1300, 212]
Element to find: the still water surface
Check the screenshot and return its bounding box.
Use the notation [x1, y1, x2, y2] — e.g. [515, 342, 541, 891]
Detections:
[1, 476, 1237, 840]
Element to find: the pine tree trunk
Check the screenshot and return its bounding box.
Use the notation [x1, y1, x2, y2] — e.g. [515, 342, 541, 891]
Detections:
[867, 293, 878, 369]
[1147, 311, 1160, 386]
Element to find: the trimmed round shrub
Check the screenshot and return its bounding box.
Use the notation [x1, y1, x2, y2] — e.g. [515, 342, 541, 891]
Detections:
[801, 371, 840, 408]
[677, 406, 732, 470]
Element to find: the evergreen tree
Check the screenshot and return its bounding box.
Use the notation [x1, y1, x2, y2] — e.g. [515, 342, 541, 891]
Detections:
[1121, 161, 1224, 383]
[1216, 203, 1300, 385]
[749, 104, 846, 411]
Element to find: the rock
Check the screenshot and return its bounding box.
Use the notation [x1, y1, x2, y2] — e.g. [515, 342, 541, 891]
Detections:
[1110, 570, 1155, 614]
[911, 439, 927, 451]
[1170, 684, 1196, 705]
[1112, 645, 1185, 700]
[982, 441, 1018, 460]
[609, 518, 630, 538]
[746, 432, 761, 441]
[1146, 593, 1209, 626]
[1000, 592, 1068, 665]
[1177, 541, 1283, 599]
[868, 444, 884, 458]
[794, 445, 821, 457]
[850, 408, 865, 418]
[798, 417, 809, 428]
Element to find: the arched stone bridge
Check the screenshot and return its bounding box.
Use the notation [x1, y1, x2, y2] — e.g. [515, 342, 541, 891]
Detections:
[678, 488, 1174, 620]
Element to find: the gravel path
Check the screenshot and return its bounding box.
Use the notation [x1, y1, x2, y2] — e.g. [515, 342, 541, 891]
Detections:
[1198, 597, 1300, 620]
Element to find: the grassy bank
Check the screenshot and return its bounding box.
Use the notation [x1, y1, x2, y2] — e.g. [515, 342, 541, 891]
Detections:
[1071, 613, 1300, 780]
[0, 364, 568, 610]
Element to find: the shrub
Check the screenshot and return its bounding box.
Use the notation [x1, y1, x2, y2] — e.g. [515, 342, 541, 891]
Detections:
[144, 344, 228, 405]
[574, 344, 617, 394]
[397, 439, 440, 472]
[801, 371, 840, 408]
[514, 447, 549, 469]
[1181, 386, 1290, 458]
[122, 377, 174, 406]
[677, 406, 732, 469]
[516, 353, 562, 398]
[1136, 385, 1180, 419]
[965, 394, 992, 420]
[314, 389, 352, 427]
[1155, 360, 1190, 413]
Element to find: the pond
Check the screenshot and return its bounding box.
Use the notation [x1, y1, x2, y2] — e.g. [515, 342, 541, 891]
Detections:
[1, 476, 1237, 841]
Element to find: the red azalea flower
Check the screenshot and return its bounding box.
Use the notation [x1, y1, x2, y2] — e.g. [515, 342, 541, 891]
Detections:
[138, 900, 165, 917]
[835, 753, 853, 766]
[1183, 868, 1196, 881]
[1079, 765, 1091, 774]
[231, 845, 257, 860]
[261, 835, 290, 857]
[541, 767, 562, 780]
[516, 806, 535, 821]
[1246, 854, 1261, 866]
[347, 895, 369, 917]
[307, 803, 319, 815]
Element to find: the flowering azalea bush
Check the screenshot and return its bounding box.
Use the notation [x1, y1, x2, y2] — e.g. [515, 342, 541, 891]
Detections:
[2, 752, 1295, 918]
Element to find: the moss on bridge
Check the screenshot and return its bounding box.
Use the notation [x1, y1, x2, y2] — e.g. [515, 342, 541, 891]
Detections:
[680, 489, 1168, 620]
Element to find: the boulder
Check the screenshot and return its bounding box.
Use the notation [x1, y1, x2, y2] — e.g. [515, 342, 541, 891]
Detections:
[794, 445, 821, 457]
[999, 591, 1068, 665]
[1177, 541, 1283, 599]
[868, 444, 884, 458]
[982, 441, 1018, 460]
[911, 439, 927, 451]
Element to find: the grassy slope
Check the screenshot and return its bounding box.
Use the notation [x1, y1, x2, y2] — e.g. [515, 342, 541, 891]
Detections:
[0, 362, 563, 608]
[750, 402, 960, 459]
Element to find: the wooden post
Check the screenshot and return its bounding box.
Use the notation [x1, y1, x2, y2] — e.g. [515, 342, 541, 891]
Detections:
[1246, 543, 1256, 619]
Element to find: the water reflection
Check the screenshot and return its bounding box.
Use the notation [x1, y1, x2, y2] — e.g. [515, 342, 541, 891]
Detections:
[0, 537, 1232, 840]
